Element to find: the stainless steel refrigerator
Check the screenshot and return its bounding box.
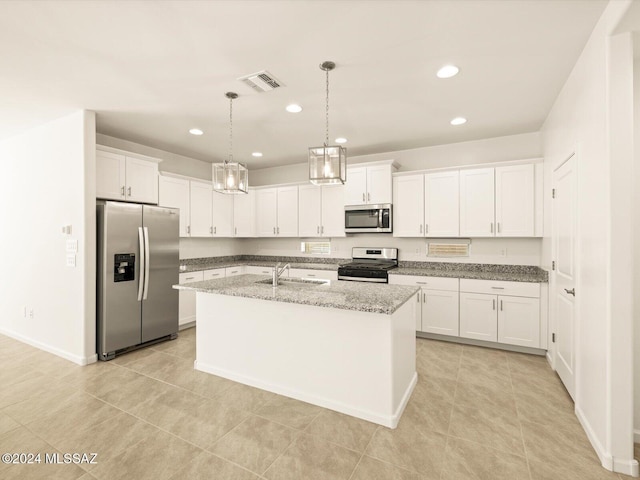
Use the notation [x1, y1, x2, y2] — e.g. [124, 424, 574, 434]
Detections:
[97, 201, 179, 360]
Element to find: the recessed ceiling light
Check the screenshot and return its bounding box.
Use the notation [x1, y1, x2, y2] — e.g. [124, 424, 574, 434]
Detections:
[450, 117, 467, 126]
[286, 104, 303, 113]
[437, 65, 460, 79]
[335, 137, 347, 144]
[252, 152, 263, 157]
[189, 128, 204, 135]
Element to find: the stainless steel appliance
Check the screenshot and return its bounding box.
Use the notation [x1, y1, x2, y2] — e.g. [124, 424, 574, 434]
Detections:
[344, 204, 392, 233]
[338, 247, 398, 283]
[97, 201, 179, 360]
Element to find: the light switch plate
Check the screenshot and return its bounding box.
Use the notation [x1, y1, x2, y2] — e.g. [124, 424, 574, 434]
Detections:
[66, 239, 78, 253]
[66, 254, 76, 267]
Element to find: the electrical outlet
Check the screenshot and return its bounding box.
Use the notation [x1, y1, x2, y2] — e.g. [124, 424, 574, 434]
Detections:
[415, 248, 420, 254]
[500, 248, 507, 257]
[29, 309, 34, 319]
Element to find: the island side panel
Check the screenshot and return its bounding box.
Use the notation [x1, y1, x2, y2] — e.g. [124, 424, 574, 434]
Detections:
[391, 292, 419, 422]
[194, 292, 411, 427]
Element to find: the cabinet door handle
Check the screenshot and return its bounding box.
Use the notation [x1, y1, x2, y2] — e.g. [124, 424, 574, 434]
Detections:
[425, 224, 429, 234]
[210, 227, 213, 234]
[317, 226, 320, 234]
[419, 224, 423, 234]
[362, 193, 365, 202]
[423, 292, 426, 303]
[493, 299, 496, 310]
[127, 186, 132, 196]
[185, 276, 194, 281]
[235, 227, 237, 235]
[187, 225, 191, 234]
[273, 227, 276, 235]
[497, 222, 501, 233]
[416, 281, 428, 285]
[321, 225, 324, 234]
[500, 300, 503, 311]
[491, 287, 504, 290]
[490, 222, 494, 233]
[307, 274, 316, 277]
[367, 192, 370, 202]
[121, 186, 125, 196]
[417, 294, 420, 303]
[277, 226, 280, 234]
[564, 288, 575, 296]
[214, 226, 217, 234]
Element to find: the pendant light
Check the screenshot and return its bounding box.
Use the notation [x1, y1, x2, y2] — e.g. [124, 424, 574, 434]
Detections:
[213, 92, 248, 194]
[308, 61, 346, 185]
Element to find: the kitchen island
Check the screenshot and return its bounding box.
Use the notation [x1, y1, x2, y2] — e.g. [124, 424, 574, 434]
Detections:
[175, 274, 419, 428]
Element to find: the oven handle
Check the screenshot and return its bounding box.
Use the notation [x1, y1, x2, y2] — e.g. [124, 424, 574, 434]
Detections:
[337, 275, 388, 283]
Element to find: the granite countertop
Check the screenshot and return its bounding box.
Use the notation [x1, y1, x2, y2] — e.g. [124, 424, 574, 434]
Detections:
[179, 256, 548, 283]
[390, 267, 548, 283]
[174, 274, 419, 315]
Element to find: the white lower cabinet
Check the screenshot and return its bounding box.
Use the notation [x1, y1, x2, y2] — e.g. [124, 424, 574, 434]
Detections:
[459, 292, 498, 342]
[288, 268, 338, 281]
[459, 279, 541, 348]
[178, 271, 204, 327]
[388, 275, 459, 335]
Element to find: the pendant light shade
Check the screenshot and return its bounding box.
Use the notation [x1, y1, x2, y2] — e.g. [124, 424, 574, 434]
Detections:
[213, 92, 249, 194]
[309, 61, 346, 185]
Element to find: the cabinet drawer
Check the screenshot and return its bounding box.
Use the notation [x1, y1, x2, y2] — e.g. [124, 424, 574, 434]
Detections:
[245, 265, 273, 275]
[203, 269, 225, 280]
[179, 271, 204, 284]
[459, 279, 539, 298]
[225, 266, 244, 277]
[289, 268, 338, 281]
[389, 274, 458, 291]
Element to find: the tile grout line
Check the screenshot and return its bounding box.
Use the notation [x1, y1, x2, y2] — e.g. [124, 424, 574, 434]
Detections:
[438, 343, 463, 480]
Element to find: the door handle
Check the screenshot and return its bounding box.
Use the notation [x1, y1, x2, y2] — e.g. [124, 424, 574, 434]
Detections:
[214, 226, 217, 234]
[273, 227, 276, 235]
[317, 226, 320, 234]
[142, 227, 150, 300]
[187, 225, 191, 235]
[277, 226, 280, 234]
[127, 186, 132, 197]
[321, 225, 324, 234]
[137, 227, 145, 301]
[425, 224, 429, 234]
[497, 222, 501, 233]
[564, 288, 575, 296]
[362, 193, 365, 202]
[419, 224, 422, 234]
[492, 299, 496, 310]
[121, 186, 125, 196]
[367, 192, 371, 202]
[490, 222, 494, 233]
[210, 227, 213, 234]
[500, 300, 503, 311]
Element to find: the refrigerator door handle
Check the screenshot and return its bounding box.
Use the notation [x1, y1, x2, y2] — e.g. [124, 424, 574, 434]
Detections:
[143, 226, 150, 300]
[137, 227, 145, 301]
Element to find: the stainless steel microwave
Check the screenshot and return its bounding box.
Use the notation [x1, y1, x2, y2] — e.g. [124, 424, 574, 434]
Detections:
[344, 204, 392, 233]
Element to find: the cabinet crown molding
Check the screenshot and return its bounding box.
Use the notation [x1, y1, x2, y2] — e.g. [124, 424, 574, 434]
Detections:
[392, 157, 542, 178]
[97, 144, 163, 164]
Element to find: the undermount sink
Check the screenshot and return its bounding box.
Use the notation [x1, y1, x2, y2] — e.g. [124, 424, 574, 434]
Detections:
[256, 277, 330, 288]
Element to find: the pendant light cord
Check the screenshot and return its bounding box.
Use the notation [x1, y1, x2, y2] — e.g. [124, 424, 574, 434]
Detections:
[228, 96, 233, 164]
[325, 67, 330, 147]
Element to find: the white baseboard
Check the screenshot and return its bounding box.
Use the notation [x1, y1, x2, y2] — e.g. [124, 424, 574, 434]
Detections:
[196, 360, 417, 429]
[0, 327, 94, 366]
[574, 405, 639, 476]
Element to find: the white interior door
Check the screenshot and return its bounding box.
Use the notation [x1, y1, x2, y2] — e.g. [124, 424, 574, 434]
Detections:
[552, 154, 577, 400]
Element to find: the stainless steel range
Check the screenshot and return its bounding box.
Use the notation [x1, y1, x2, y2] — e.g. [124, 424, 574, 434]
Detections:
[337, 247, 398, 283]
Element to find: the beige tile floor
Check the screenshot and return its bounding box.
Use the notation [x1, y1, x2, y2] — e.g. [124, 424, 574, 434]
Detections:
[0, 328, 635, 480]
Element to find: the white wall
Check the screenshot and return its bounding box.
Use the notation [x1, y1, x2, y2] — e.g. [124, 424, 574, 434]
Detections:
[179, 237, 244, 259]
[633, 49, 640, 452]
[250, 132, 541, 186]
[541, 0, 636, 474]
[0, 111, 96, 365]
[243, 236, 541, 266]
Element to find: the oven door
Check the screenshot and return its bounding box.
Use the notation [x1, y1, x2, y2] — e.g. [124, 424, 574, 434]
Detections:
[344, 204, 392, 233]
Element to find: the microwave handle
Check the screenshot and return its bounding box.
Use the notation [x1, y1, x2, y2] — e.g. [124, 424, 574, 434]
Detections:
[378, 209, 383, 227]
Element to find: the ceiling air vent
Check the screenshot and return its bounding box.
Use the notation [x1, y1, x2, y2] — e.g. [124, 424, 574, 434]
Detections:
[237, 70, 284, 93]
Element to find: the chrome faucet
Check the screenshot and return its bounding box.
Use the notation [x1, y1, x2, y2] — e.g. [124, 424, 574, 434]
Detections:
[272, 262, 290, 286]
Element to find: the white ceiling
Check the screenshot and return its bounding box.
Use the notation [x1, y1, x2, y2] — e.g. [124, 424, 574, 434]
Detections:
[0, 0, 607, 169]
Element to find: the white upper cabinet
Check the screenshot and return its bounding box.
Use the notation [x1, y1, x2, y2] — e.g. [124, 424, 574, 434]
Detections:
[345, 162, 394, 205]
[255, 188, 278, 237]
[158, 175, 190, 237]
[212, 190, 234, 236]
[495, 164, 534, 237]
[320, 185, 345, 237]
[256, 186, 298, 237]
[276, 186, 299, 237]
[298, 185, 322, 237]
[425, 170, 459, 237]
[459, 168, 495, 237]
[298, 184, 345, 237]
[96, 147, 159, 204]
[96, 150, 126, 200]
[233, 189, 255, 237]
[393, 174, 424, 237]
[189, 181, 213, 237]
